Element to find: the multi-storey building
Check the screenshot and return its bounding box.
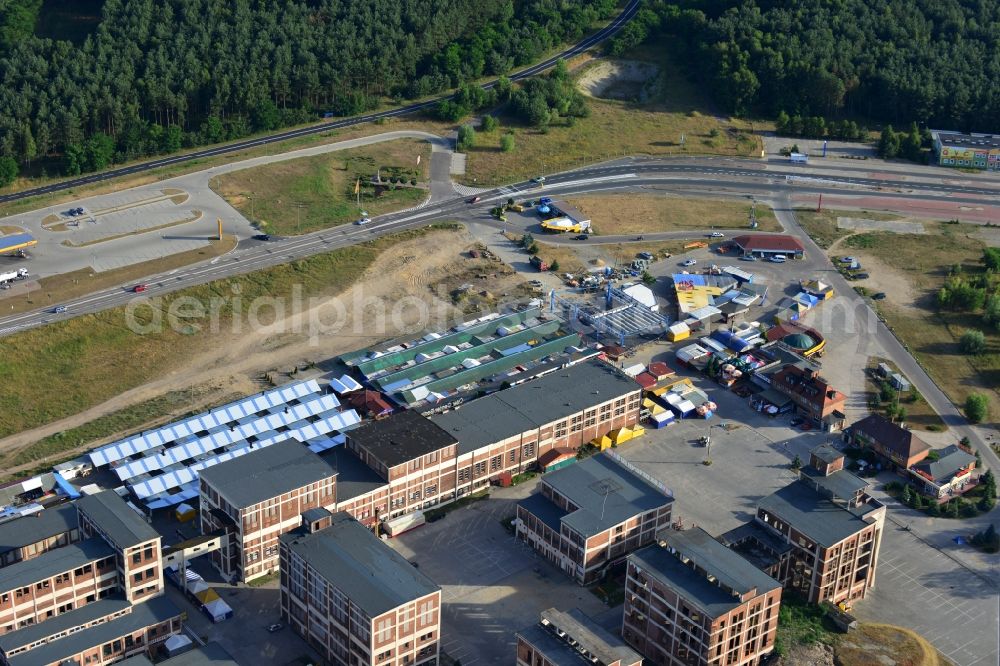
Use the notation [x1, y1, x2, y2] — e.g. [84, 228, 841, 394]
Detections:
[76, 491, 163, 604]
[344, 411, 459, 520]
[0, 596, 182, 666]
[847, 413, 930, 472]
[0, 491, 181, 666]
[279, 511, 441, 666]
[516, 607, 643, 666]
[770, 364, 846, 432]
[198, 443, 337, 583]
[0, 505, 79, 569]
[932, 130, 1000, 171]
[516, 453, 674, 585]
[430, 360, 643, 498]
[624, 528, 781, 666]
[0, 539, 118, 634]
[721, 445, 886, 604]
[119, 641, 239, 666]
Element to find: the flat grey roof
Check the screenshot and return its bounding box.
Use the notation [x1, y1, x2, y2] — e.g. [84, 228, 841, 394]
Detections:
[0, 537, 113, 595]
[518, 493, 569, 532]
[76, 490, 158, 548]
[321, 446, 387, 501]
[630, 544, 757, 619]
[758, 479, 875, 548]
[118, 642, 239, 666]
[0, 504, 78, 556]
[517, 608, 641, 665]
[801, 468, 868, 501]
[199, 441, 336, 509]
[7, 596, 181, 666]
[431, 360, 640, 455]
[541, 454, 672, 537]
[913, 444, 976, 482]
[280, 512, 438, 617]
[811, 443, 843, 465]
[0, 597, 131, 652]
[347, 411, 456, 468]
[661, 528, 780, 599]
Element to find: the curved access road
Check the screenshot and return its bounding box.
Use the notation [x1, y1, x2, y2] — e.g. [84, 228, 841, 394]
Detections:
[0, 0, 640, 206]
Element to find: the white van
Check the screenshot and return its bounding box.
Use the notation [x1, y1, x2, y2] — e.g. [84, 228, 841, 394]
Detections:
[768, 254, 787, 263]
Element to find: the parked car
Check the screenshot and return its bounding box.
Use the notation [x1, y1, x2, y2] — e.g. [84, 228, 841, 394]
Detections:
[252, 234, 271, 241]
[574, 234, 589, 241]
[539, 197, 553, 205]
[267, 623, 283, 633]
[739, 255, 757, 261]
[872, 292, 886, 300]
[467, 196, 481, 204]
[681, 258, 697, 267]
[839, 256, 857, 264]
[708, 232, 725, 238]
[132, 284, 148, 293]
[767, 255, 787, 263]
[853, 272, 870, 280]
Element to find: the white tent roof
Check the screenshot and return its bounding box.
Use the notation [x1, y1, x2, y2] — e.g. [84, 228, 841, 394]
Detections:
[622, 283, 657, 309]
[204, 598, 233, 620]
[164, 635, 193, 652]
[622, 363, 645, 377]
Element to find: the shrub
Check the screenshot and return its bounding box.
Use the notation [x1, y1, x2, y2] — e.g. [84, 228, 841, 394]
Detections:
[959, 329, 986, 355]
[500, 133, 515, 152]
[965, 393, 988, 423]
[481, 115, 498, 132]
[457, 124, 476, 150]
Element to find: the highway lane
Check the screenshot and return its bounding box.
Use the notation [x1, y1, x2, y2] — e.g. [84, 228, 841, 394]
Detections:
[0, 0, 639, 206]
[2, 160, 998, 335]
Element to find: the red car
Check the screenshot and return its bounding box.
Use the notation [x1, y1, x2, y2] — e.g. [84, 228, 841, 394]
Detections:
[132, 284, 148, 293]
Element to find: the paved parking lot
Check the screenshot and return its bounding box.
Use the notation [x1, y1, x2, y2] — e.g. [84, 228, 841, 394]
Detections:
[387, 489, 608, 666]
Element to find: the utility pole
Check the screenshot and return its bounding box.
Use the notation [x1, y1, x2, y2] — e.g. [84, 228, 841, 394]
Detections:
[292, 202, 306, 235]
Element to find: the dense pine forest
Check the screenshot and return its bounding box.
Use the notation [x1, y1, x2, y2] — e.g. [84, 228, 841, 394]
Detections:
[616, 0, 1000, 131]
[0, 0, 616, 178]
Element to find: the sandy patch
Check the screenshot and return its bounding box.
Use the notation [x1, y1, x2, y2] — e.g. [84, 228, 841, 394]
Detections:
[577, 59, 659, 101]
[0, 225, 26, 236]
[837, 217, 925, 234]
[843, 251, 923, 316]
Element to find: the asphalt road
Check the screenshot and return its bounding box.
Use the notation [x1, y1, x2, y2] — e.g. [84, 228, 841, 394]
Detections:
[0, 0, 640, 206]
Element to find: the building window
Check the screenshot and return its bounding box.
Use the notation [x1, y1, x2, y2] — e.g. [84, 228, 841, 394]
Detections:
[458, 468, 470, 482]
[523, 443, 535, 458]
[490, 455, 502, 472]
[474, 462, 486, 476]
[509, 450, 517, 464]
[425, 485, 437, 496]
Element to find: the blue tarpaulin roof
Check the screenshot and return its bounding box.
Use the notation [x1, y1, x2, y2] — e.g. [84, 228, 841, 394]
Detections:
[52, 472, 80, 499]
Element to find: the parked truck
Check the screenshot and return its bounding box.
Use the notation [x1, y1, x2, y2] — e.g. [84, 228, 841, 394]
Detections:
[0, 268, 28, 285]
[529, 255, 549, 271]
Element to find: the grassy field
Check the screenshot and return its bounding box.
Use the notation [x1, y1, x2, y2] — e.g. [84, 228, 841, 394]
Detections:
[795, 208, 904, 249]
[796, 214, 999, 424]
[0, 236, 238, 315]
[461, 48, 762, 186]
[0, 225, 456, 440]
[565, 195, 779, 236]
[210, 139, 432, 235]
[0, 387, 234, 481]
[863, 357, 945, 431]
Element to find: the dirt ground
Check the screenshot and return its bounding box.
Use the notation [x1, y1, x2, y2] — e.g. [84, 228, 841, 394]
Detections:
[0, 228, 528, 460]
[577, 59, 660, 101]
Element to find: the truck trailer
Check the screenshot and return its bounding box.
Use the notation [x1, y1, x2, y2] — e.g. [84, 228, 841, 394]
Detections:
[0, 268, 28, 285]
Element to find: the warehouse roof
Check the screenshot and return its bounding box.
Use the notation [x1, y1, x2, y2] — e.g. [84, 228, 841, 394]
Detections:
[347, 411, 456, 468]
[732, 234, 805, 253]
[321, 446, 387, 501]
[120, 642, 240, 666]
[758, 479, 879, 548]
[280, 512, 438, 617]
[661, 527, 780, 599]
[0, 504, 78, 556]
[516, 608, 641, 666]
[7, 596, 181, 666]
[0, 537, 114, 595]
[431, 360, 639, 455]
[538, 454, 671, 537]
[629, 542, 764, 619]
[198, 442, 336, 509]
[76, 490, 159, 547]
[0, 597, 131, 653]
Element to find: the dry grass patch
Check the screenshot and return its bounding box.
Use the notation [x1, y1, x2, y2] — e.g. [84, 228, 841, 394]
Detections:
[211, 138, 432, 235]
[835, 623, 948, 666]
[796, 209, 904, 249]
[462, 48, 762, 186]
[566, 194, 779, 236]
[0, 225, 26, 235]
